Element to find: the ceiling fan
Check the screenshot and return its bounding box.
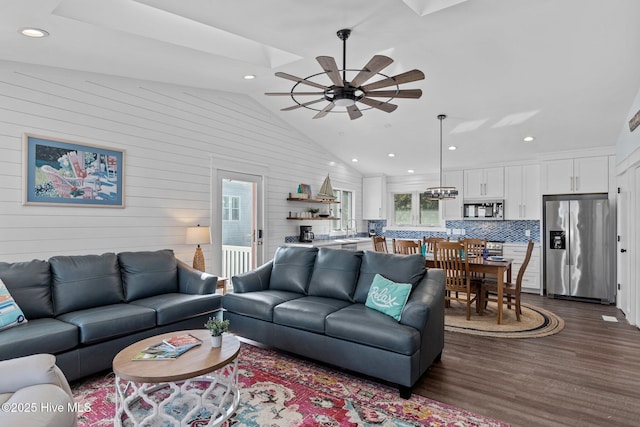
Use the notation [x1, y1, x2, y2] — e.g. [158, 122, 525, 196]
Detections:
[265, 29, 425, 120]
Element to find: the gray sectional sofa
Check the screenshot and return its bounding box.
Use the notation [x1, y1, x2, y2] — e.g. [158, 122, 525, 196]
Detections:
[0, 249, 221, 381]
[223, 246, 445, 398]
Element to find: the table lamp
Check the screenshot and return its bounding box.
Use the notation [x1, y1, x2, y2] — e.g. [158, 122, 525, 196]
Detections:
[186, 224, 211, 271]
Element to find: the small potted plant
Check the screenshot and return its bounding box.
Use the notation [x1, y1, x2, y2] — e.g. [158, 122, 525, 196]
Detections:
[307, 207, 320, 217]
[204, 316, 229, 348]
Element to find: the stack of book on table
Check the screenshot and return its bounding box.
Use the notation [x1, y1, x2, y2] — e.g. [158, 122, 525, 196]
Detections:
[132, 334, 202, 361]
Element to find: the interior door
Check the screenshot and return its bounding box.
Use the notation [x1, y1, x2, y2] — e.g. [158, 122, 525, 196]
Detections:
[218, 170, 263, 280]
[617, 181, 628, 315]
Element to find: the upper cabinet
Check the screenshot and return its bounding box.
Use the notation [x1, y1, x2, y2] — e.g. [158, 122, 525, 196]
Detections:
[463, 167, 504, 199]
[542, 156, 609, 194]
[363, 176, 387, 220]
[505, 164, 541, 220]
[442, 170, 463, 220]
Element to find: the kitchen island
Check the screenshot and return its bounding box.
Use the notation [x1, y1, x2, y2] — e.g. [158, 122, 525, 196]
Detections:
[284, 237, 372, 251]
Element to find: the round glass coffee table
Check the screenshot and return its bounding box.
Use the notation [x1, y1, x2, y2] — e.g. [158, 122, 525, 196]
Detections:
[112, 330, 241, 427]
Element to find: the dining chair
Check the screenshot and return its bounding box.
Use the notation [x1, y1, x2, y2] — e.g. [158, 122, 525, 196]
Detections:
[480, 240, 534, 321]
[423, 236, 448, 253]
[436, 241, 480, 320]
[463, 238, 486, 257]
[392, 239, 423, 255]
[371, 236, 389, 253]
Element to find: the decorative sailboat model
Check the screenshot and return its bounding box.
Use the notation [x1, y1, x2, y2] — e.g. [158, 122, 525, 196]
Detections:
[316, 174, 336, 201]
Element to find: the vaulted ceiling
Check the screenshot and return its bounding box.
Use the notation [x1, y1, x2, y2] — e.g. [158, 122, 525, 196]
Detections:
[3, 0, 640, 176]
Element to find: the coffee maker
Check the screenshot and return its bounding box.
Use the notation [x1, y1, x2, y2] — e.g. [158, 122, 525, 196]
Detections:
[299, 225, 314, 243]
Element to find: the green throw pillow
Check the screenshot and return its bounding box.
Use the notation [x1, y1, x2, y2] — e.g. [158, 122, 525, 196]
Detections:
[365, 274, 412, 321]
[0, 278, 28, 331]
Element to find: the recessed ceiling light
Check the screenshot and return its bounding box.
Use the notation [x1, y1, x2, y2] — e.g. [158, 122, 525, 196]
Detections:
[388, 153, 395, 157]
[448, 145, 457, 150]
[243, 74, 256, 80]
[523, 136, 535, 142]
[329, 161, 336, 166]
[407, 169, 415, 173]
[19, 28, 49, 38]
[351, 158, 358, 162]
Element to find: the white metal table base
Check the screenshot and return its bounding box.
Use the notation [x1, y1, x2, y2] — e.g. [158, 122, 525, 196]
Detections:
[114, 358, 239, 426]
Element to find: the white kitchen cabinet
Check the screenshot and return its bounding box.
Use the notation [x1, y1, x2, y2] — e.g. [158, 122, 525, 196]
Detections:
[503, 243, 540, 293]
[542, 156, 609, 194]
[463, 167, 504, 199]
[363, 176, 386, 220]
[505, 164, 541, 220]
[442, 170, 463, 220]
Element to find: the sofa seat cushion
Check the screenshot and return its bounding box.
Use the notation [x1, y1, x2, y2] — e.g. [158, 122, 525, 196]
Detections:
[325, 304, 420, 355]
[130, 293, 222, 325]
[222, 290, 303, 322]
[56, 304, 156, 345]
[307, 248, 363, 301]
[273, 296, 352, 334]
[0, 318, 78, 360]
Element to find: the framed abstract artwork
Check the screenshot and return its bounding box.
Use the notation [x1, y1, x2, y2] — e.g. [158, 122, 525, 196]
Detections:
[23, 134, 125, 207]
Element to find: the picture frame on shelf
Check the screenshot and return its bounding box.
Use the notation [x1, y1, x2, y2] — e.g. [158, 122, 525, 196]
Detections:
[297, 183, 312, 198]
[23, 133, 125, 207]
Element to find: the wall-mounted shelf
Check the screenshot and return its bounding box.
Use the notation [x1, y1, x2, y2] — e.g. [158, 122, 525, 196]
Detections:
[287, 198, 339, 204]
[286, 217, 339, 221]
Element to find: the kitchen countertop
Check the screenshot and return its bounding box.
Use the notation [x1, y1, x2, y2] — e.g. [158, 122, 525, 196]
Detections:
[284, 237, 372, 248]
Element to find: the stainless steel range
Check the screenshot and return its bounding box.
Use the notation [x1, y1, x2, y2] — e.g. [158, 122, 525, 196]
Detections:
[485, 241, 504, 257]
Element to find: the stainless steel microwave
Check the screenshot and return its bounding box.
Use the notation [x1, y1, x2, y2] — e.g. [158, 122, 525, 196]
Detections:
[462, 200, 504, 220]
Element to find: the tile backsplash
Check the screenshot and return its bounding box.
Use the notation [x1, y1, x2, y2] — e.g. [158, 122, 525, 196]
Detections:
[370, 220, 540, 243]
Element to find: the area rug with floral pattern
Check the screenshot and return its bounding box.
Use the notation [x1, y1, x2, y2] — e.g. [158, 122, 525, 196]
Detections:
[71, 342, 509, 426]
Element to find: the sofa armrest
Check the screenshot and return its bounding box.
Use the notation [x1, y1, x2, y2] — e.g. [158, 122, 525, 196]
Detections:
[177, 260, 218, 294]
[0, 354, 72, 398]
[231, 260, 273, 293]
[399, 268, 445, 331]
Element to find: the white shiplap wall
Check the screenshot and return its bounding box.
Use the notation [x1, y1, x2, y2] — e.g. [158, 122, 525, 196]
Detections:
[0, 60, 362, 269]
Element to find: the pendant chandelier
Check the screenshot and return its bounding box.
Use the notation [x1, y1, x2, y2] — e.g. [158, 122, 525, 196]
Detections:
[424, 114, 458, 200]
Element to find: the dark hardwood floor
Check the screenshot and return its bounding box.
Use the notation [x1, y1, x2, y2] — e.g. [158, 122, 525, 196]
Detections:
[414, 294, 640, 427]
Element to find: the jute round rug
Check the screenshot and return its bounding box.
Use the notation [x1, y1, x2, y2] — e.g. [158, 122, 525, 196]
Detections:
[445, 300, 564, 338]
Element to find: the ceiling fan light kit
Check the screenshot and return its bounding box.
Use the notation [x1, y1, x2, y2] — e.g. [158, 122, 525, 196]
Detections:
[425, 114, 459, 200]
[265, 29, 425, 120]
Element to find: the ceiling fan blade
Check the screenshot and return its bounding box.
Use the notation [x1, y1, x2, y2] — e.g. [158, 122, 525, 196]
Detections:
[346, 105, 363, 120]
[275, 72, 329, 90]
[281, 98, 326, 111]
[361, 69, 425, 91]
[316, 56, 344, 87]
[313, 102, 336, 119]
[349, 55, 394, 87]
[364, 89, 423, 99]
[265, 92, 325, 96]
[358, 97, 398, 113]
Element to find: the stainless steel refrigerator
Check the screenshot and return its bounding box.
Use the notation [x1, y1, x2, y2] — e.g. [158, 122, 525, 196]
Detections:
[543, 194, 615, 303]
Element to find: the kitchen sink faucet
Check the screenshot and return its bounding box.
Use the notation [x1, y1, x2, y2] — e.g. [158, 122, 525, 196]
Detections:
[346, 219, 357, 239]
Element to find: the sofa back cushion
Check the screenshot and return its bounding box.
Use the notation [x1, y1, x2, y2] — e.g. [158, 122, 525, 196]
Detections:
[307, 248, 362, 301]
[0, 260, 53, 319]
[50, 253, 124, 315]
[353, 251, 426, 303]
[119, 250, 178, 301]
[269, 247, 318, 294]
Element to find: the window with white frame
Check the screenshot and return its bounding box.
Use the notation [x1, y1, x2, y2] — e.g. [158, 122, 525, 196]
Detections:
[391, 191, 440, 227]
[222, 195, 240, 221]
[331, 188, 354, 231]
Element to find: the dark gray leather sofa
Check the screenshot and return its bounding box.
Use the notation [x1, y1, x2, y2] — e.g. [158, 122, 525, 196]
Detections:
[222, 246, 445, 398]
[0, 249, 221, 381]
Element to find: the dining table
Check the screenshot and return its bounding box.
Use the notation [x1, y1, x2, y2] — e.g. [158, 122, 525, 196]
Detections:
[425, 254, 513, 324]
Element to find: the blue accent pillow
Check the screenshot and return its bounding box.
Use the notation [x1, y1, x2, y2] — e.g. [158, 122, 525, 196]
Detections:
[365, 274, 412, 321]
[0, 278, 28, 330]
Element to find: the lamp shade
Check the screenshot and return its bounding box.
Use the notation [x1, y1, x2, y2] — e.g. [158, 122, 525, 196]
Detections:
[186, 226, 211, 245]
